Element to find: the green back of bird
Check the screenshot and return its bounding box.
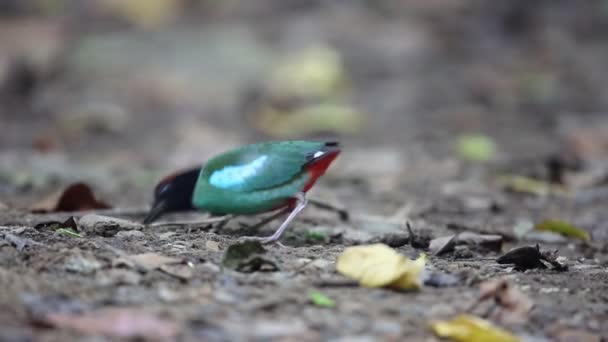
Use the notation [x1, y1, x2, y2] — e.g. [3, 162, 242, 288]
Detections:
[192, 141, 327, 214]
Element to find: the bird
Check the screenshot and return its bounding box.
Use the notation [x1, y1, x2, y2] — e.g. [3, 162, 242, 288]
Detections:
[143, 140, 340, 244]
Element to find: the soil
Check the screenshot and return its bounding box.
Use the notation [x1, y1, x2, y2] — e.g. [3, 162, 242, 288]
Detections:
[1, 1, 608, 341]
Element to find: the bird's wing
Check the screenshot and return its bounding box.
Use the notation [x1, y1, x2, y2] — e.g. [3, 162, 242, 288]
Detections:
[204, 141, 338, 192]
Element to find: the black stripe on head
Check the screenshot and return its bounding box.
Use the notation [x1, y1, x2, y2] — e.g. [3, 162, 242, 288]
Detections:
[303, 141, 341, 167]
[144, 166, 202, 224]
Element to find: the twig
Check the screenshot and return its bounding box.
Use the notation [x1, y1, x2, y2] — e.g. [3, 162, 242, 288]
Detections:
[311, 279, 358, 287]
[308, 198, 349, 221]
[147, 215, 233, 228]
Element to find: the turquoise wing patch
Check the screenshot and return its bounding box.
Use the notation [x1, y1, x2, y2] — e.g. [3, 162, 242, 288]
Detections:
[209, 155, 270, 191]
[205, 141, 325, 192]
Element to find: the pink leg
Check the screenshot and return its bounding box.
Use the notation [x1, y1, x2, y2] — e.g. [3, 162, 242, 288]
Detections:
[245, 193, 307, 244]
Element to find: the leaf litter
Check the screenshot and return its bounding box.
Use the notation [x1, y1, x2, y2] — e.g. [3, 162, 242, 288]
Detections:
[308, 291, 336, 308]
[30, 182, 111, 213]
[496, 244, 568, 271]
[535, 219, 591, 242]
[430, 232, 503, 256]
[222, 240, 279, 272]
[39, 307, 179, 339]
[431, 314, 520, 342]
[336, 243, 426, 290]
[470, 279, 533, 325]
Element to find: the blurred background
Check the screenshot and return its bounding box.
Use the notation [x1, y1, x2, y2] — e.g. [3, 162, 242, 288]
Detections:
[1, 0, 608, 208]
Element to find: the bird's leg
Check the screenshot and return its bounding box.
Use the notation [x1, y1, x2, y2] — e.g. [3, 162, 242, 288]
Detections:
[247, 207, 292, 232]
[246, 192, 307, 244]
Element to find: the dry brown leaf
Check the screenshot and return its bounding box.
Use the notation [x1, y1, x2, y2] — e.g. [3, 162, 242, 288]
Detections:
[457, 232, 503, 252]
[430, 233, 502, 255]
[43, 308, 178, 339]
[476, 279, 533, 324]
[429, 235, 457, 256]
[114, 253, 182, 272]
[550, 327, 601, 342]
[31, 183, 111, 213]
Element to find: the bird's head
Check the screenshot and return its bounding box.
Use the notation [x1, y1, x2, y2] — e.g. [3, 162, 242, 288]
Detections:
[143, 166, 201, 224]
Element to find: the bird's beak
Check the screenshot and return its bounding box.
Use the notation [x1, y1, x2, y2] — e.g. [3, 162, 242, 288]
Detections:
[143, 200, 168, 224]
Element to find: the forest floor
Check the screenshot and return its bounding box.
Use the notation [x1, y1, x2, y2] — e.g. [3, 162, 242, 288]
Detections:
[1, 1, 608, 341]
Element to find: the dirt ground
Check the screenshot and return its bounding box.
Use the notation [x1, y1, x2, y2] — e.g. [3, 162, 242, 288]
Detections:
[1, 1, 608, 341]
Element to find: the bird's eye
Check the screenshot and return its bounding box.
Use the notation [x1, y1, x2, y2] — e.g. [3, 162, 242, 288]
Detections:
[154, 183, 171, 197]
[160, 183, 171, 193]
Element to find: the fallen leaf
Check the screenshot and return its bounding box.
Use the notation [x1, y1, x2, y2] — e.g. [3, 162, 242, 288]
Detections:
[336, 244, 425, 290]
[35, 216, 80, 235]
[255, 102, 364, 138]
[457, 232, 503, 252]
[97, 0, 180, 29]
[431, 314, 520, 342]
[41, 308, 178, 339]
[304, 230, 328, 243]
[430, 233, 502, 255]
[550, 327, 601, 342]
[535, 219, 590, 242]
[496, 245, 546, 270]
[309, 291, 335, 308]
[114, 253, 182, 272]
[497, 175, 569, 197]
[429, 235, 457, 256]
[56, 228, 82, 238]
[476, 279, 533, 324]
[222, 241, 279, 272]
[496, 245, 567, 271]
[31, 183, 110, 213]
[268, 45, 345, 100]
[457, 134, 497, 162]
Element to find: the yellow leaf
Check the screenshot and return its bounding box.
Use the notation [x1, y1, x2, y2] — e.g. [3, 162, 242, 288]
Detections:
[336, 244, 425, 290]
[497, 175, 569, 197]
[100, 0, 179, 28]
[431, 314, 520, 342]
[256, 103, 364, 138]
[457, 134, 497, 162]
[269, 45, 345, 99]
[390, 253, 426, 290]
[535, 219, 590, 242]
